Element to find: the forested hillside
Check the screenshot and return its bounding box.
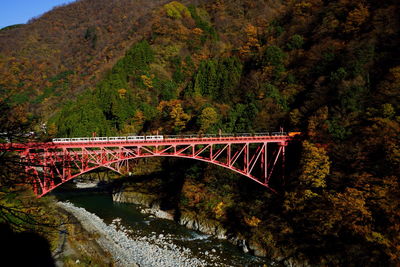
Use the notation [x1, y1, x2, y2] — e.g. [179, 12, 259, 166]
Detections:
[0, 0, 171, 117]
[0, 0, 399, 265]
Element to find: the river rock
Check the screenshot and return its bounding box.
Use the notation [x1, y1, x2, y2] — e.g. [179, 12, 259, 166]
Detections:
[113, 190, 158, 207]
[112, 188, 276, 261]
[241, 240, 249, 253]
[248, 239, 267, 257]
[56, 201, 207, 267]
[141, 208, 174, 220]
[284, 257, 311, 267]
[178, 212, 227, 239]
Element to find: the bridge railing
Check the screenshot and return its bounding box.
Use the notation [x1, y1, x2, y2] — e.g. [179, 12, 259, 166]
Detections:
[271, 132, 287, 136]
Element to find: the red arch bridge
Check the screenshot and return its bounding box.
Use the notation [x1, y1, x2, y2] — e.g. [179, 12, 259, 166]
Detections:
[6, 132, 299, 197]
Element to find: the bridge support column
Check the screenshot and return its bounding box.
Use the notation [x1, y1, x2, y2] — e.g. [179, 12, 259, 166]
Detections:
[263, 143, 267, 184]
[280, 141, 287, 185]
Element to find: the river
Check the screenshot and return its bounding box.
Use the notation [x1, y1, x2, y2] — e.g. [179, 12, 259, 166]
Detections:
[54, 189, 273, 266]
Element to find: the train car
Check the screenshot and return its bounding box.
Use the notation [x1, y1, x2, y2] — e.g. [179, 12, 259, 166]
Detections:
[145, 135, 163, 140]
[108, 136, 127, 141]
[127, 136, 145, 141]
[254, 132, 270, 136]
[53, 138, 69, 143]
[70, 137, 90, 142]
[271, 132, 287, 136]
[92, 137, 108, 142]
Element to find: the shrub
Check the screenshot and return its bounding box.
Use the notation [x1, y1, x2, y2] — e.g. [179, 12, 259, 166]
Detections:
[164, 1, 191, 19]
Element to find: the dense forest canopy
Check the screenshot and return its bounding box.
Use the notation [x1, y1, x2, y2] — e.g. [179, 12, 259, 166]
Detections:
[0, 0, 399, 265]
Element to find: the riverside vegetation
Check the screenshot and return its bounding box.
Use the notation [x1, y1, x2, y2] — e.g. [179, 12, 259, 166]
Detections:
[0, 0, 399, 265]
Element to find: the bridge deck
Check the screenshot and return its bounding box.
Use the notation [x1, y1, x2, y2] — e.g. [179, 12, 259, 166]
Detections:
[52, 135, 290, 147]
[8, 135, 293, 150]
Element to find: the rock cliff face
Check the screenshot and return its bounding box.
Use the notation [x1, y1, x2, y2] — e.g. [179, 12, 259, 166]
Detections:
[178, 211, 227, 239]
[112, 189, 174, 220]
[112, 190, 159, 207]
[178, 212, 270, 257]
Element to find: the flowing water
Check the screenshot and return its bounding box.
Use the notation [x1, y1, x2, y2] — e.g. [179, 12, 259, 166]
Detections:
[54, 190, 273, 266]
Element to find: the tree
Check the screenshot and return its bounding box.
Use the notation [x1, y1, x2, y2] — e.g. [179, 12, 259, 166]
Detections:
[344, 4, 369, 33]
[164, 1, 191, 19]
[284, 141, 330, 212]
[239, 24, 260, 56]
[170, 103, 191, 132]
[299, 141, 330, 188]
[286, 34, 304, 50]
[0, 101, 61, 236]
[189, 57, 242, 102]
[54, 95, 112, 137]
[261, 45, 286, 78]
[157, 100, 191, 133]
[199, 106, 219, 132]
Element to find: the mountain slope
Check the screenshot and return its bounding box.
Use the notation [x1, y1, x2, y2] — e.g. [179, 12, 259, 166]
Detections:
[0, 0, 172, 117]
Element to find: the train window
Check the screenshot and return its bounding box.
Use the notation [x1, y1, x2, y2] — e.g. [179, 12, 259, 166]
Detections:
[93, 137, 108, 141]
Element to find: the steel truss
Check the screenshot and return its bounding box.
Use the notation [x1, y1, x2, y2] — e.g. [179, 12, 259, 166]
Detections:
[18, 136, 291, 197]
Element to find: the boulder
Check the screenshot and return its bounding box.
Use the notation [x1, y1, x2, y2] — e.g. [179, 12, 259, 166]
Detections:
[248, 239, 267, 257]
[112, 190, 158, 207]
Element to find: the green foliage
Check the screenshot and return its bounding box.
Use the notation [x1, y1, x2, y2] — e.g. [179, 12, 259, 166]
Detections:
[33, 86, 56, 104]
[189, 57, 242, 102]
[263, 45, 285, 67]
[164, 1, 191, 19]
[121, 40, 154, 77]
[225, 103, 258, 132]
[155, 79, 178, 101]
[170, 55, 194, 84]
[381, 103, 395, 118]
[52, 94, 112, 137]
[0, 24, 24, 31]
[330, 67, 347, 82]
[187, 5, 218, 41]
[313, 48, 338, 76]
[262, 45, 286, 78]
[141, 103, 158, 121]
[10, 91, 31, 104]
[264, 83, 288, 111]
[327, 117, 351, 140]
[338, 85, 366, 113]
[54, 40, 155, 136]
[199, 106, 219, 132]
[269, 20, 284, 37]
[286, 34, 304, 50]
[347, 44, 375, 77]
[171, 56, 185, 83]
[48, 70, 74, 83]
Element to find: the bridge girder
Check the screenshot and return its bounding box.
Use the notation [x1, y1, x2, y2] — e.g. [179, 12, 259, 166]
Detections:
[20, 137, 291, 197]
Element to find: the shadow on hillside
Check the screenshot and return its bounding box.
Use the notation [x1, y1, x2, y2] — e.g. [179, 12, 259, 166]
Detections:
[0, 223, 55, 267]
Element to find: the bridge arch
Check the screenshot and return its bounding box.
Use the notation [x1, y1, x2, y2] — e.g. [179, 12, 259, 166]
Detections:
[21, 135, 291, 197]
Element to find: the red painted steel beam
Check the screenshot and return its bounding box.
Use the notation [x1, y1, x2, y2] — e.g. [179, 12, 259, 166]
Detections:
[14, 134, 295, 197]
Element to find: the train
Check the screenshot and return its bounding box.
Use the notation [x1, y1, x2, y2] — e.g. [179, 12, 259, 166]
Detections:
[52, 132, 301, 143]
[52, 135, 163, 143]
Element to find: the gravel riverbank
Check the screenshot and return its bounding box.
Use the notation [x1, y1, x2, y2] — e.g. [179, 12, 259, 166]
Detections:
[57, 201, 224, 267]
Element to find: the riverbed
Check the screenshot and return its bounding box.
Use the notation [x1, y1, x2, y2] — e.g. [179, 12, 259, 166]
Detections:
[54, 191, 272, 266]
